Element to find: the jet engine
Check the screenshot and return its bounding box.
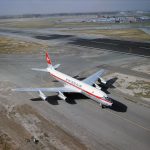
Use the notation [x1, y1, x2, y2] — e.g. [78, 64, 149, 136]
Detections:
[58, 91, 67, 100]
[38, 90, 47, 101]
[94, 83, 101, 90]
[98, 78, 107, 85]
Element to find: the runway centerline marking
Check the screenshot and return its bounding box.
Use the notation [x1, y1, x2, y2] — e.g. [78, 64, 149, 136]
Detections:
[84, 100, 150, 132]
[105, 109, 150, 132]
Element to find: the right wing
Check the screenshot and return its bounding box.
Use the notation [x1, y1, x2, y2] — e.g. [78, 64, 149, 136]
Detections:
[12, 86, 80, 93]
[82, 69, 106, 85]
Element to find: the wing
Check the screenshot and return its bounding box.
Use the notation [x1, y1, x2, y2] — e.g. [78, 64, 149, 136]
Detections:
[82, 69, 106, 85]
[12, 86, 80, 93]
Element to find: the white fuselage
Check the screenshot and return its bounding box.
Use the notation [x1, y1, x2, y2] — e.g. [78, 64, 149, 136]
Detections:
[49, 68, 112, 106]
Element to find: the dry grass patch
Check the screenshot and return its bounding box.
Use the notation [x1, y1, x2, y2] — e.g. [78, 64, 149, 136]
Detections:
[104, 73, 150, 101]
[0, 36, 49, 54]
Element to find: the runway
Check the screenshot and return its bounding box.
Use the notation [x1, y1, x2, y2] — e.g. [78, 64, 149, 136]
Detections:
[70, 38, 150, 57]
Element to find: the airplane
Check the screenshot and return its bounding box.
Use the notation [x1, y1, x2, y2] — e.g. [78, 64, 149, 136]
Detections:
[12, 52, 113, 108]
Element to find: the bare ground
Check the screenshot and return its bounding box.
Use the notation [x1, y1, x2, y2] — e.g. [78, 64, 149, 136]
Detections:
[0, 81, 87, 150]
[104, 73, 150, 102]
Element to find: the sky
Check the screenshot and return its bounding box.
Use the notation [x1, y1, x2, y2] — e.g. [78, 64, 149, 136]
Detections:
[0, 0, 150, 16]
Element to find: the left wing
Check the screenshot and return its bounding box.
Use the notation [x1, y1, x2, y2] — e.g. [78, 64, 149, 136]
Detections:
[12, 86, 80, 93]
[82, 69, 106, 85]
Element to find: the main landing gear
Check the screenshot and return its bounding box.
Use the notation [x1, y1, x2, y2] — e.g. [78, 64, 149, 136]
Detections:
[99, 103, 105, 109]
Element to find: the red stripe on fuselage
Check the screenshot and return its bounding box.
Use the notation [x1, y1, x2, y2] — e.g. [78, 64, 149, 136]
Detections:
[50, 72, 112, 104]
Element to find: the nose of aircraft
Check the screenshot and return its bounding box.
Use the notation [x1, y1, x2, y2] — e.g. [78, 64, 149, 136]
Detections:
[109, 101, 113, 107]
[105, 97, 113, 107]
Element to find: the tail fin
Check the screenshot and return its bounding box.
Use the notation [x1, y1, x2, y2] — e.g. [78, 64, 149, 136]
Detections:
[46, 52, 52, 65]
[46, 52, 53, 68]
[31, 52, 60, 72]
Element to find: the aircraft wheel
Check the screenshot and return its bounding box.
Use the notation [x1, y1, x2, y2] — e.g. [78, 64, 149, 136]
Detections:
[100, 103, 104, 109]
[102, 105, 105, 109]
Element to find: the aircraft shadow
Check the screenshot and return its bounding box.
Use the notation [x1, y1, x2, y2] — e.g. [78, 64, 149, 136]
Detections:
[73, 75, 86, 80]
[65, 93, 88, 104]
[109, 98, 127, 112]
[31, 94, 127, 112]
[31, 95, 61, 105]
[30, 97, 43, 101]
[98, 77, 118, 94]
[30, 93, 88, 105]
[106, 77, 118, 89]
[31, 96, 127, 112]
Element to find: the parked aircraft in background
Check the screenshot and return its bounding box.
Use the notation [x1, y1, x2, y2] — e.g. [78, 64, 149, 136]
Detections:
[13, 52, 113, 108]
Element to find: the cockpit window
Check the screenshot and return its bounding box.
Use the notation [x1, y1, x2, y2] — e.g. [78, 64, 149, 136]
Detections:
[104, 96, 108, 100]
[104, 96, 112, 102]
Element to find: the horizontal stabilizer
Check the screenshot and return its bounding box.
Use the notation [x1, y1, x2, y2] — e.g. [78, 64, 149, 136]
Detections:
[53, 64, 60, 69]
[31, 68, 49, 72]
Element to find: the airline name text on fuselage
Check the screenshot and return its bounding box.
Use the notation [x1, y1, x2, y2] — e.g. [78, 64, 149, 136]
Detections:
[66, 78, 82, 88]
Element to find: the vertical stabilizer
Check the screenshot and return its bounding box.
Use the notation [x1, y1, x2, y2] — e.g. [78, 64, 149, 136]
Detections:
[46, 52, 53, 69]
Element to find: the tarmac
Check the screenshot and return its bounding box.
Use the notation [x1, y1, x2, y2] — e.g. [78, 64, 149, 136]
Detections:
[0, 28, 150, 150]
